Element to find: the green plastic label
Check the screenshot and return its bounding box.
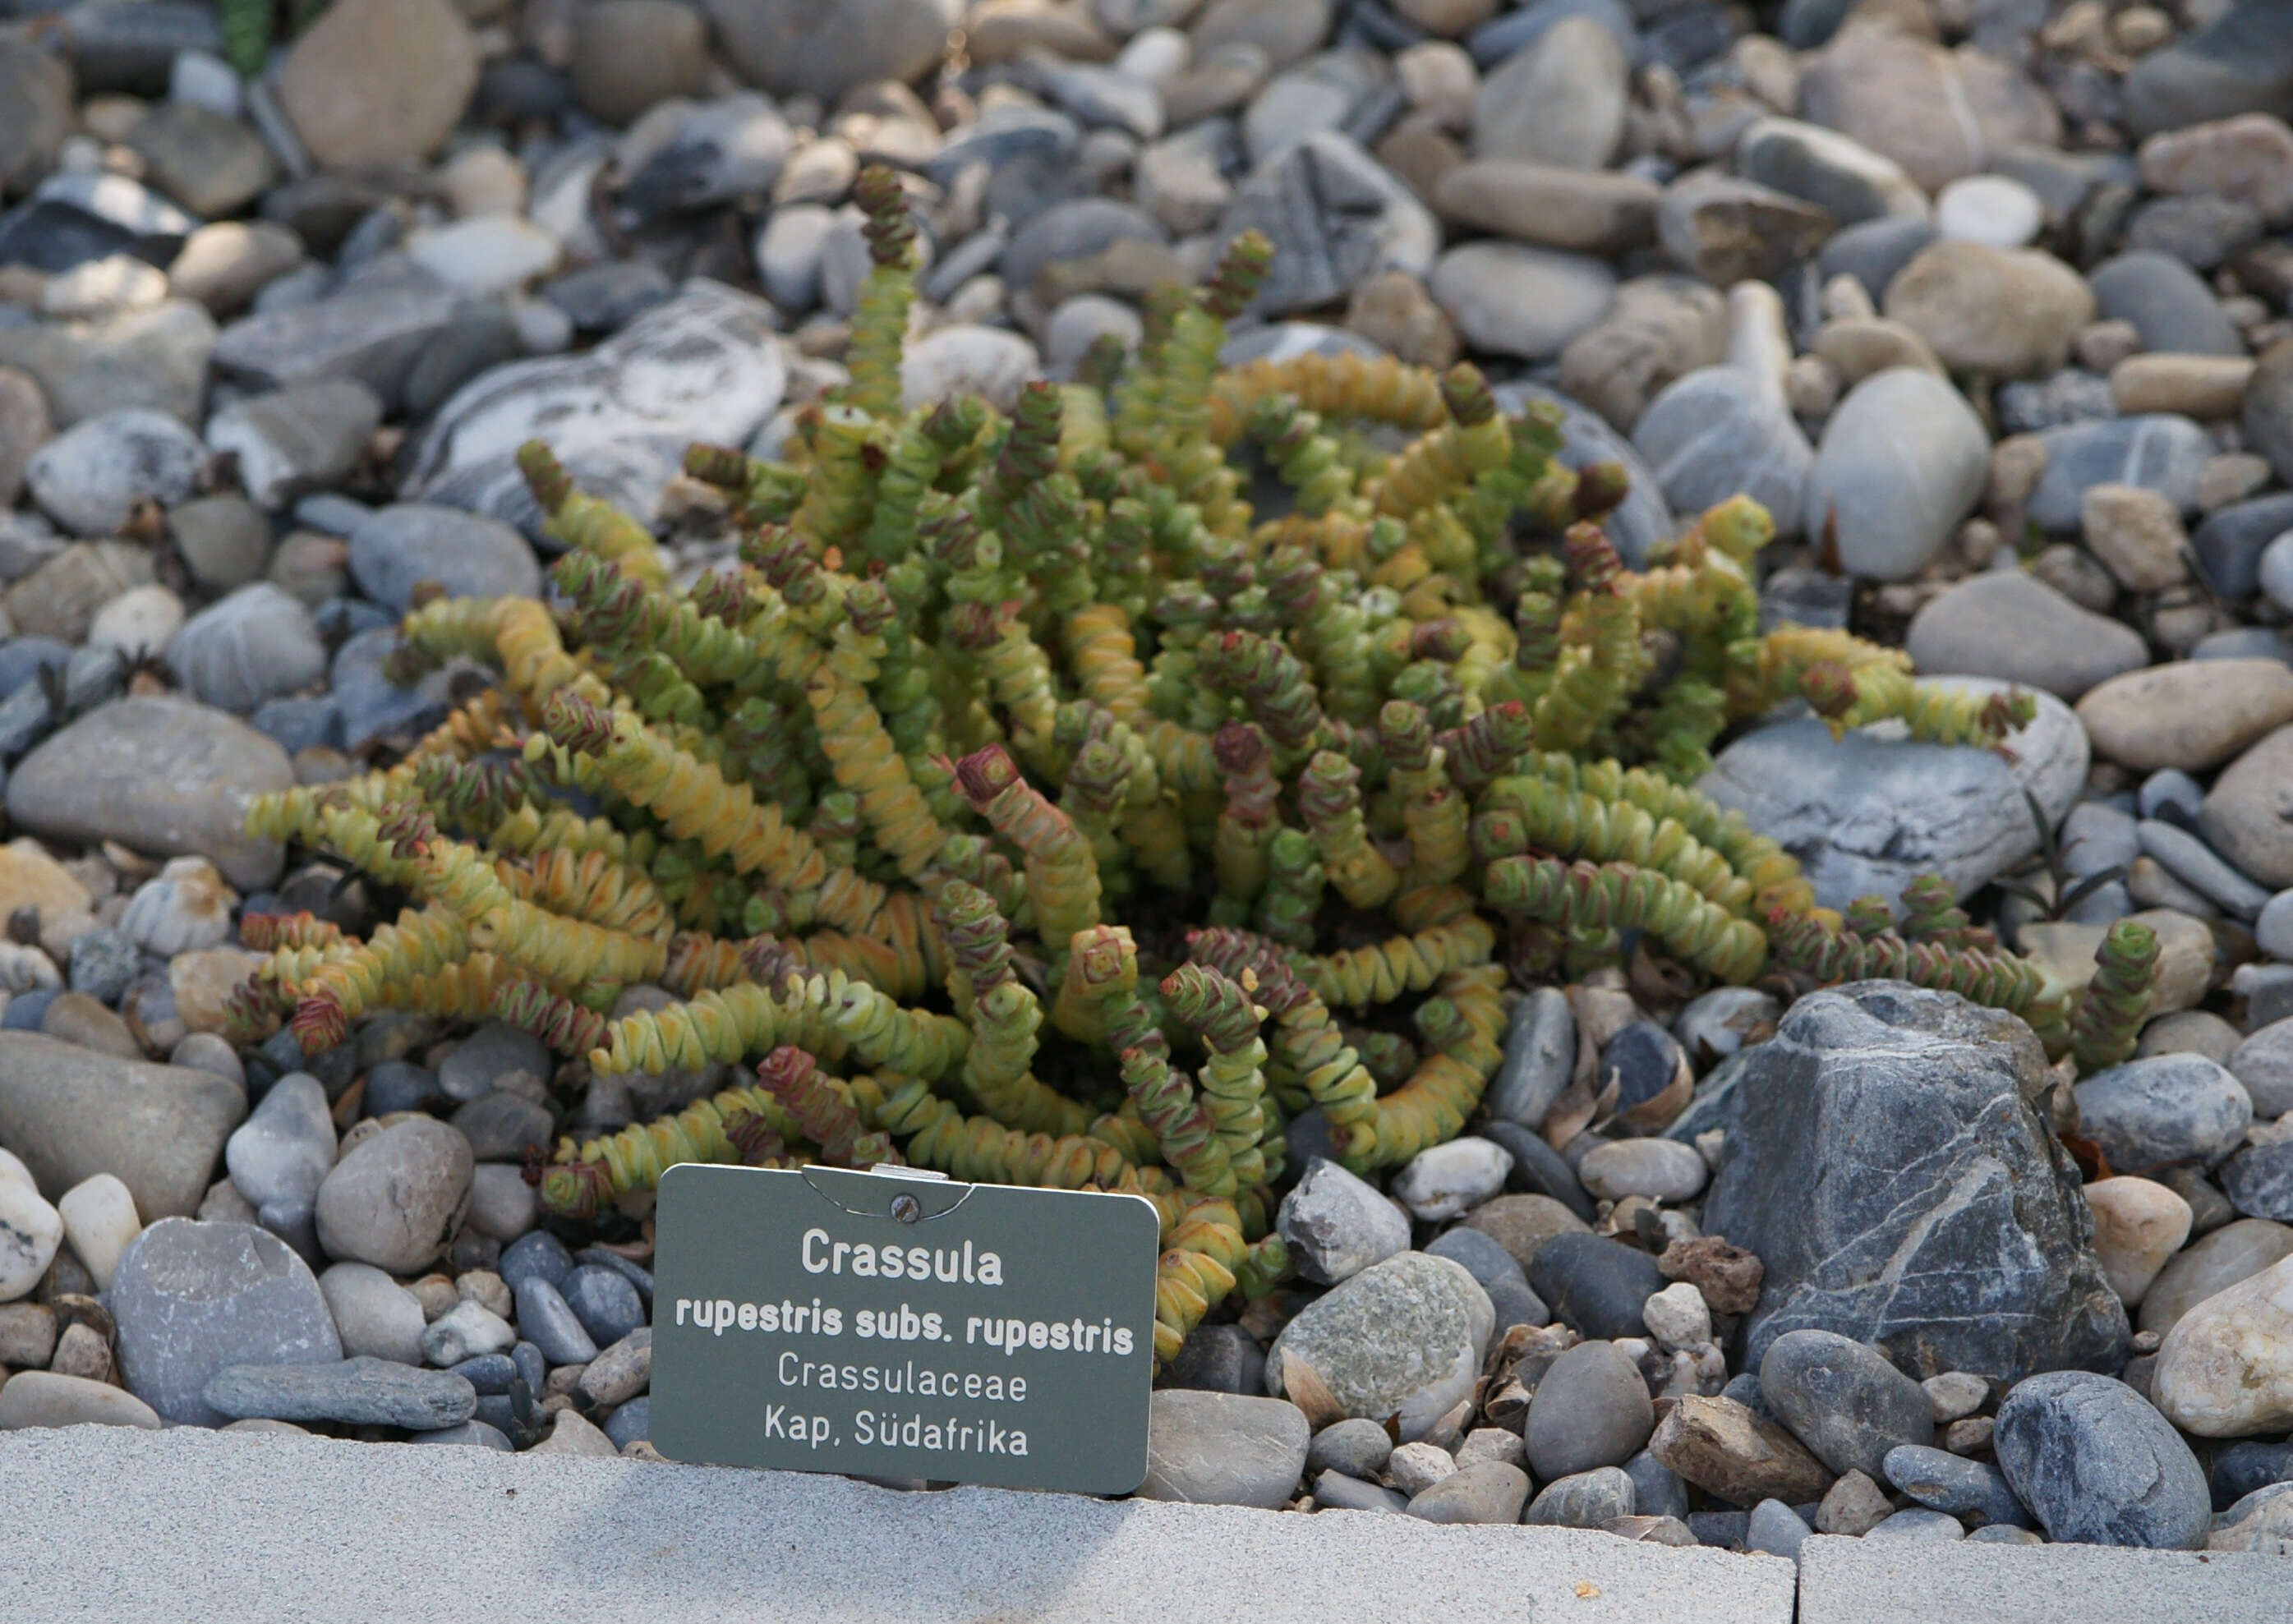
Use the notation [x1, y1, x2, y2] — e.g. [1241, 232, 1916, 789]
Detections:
[651, 1163, 1161, 1494]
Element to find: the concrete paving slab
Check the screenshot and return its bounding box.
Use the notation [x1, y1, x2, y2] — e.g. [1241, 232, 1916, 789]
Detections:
[0, 1427, 1798, 1623]
[1797, 1533, 2289, 1624]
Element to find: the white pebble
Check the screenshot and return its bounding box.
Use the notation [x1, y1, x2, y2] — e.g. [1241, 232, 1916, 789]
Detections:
[168, 49, 243, 117]
[407, 216, 562, 297]
[1386, 1440, 1457, 1497]
[41, 255, 169, 320]
[0, 1152, 63, 1303]
[55, 1173, 140, 1291]
[87, 582, 186, 661]
[1935, 175, 2043, 250]
[420, 1298, 515, 1366]
[1922, 1370, 1989, 1424]
[119, 855, 237, 955]
[1389, 1135, 1514, 1221]
[513, 297, 576, 355]
[1641, 1281, 1712, 1353]
[1113, 26, 1190, 89]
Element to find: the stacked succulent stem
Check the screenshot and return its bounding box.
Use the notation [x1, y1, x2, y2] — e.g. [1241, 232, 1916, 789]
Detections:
[241, 168, 2147, 1366]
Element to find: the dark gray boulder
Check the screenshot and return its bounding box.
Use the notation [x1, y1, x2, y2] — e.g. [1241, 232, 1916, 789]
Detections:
[1701, 981, 2129, 1382]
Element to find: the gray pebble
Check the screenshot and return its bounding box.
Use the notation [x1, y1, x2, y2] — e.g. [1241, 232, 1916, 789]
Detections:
[224, 1072, 335, 1213]
[1523, 1465, 1637, 1529]
[1314, 1469, 1407, 1513]
[562, 1263, 646, 1346]
[1277, 1157, 1409, 1286]
[1760, 1328, 1936, 1481]
[1485, 984, 1573, 1128]
[1308, 1419, 1393, 1480]
[1625, 1447, 1691, 1520]
[513, 1275, 600, 1366]
[450, 1091, 552, 1162]
[1883, 1442, 2034, 1529]
[2137, 820, 2271, 921]
[1157, 1323, 1265, 1395]
[1138, 1389, 1310, 1509]
[499, 1230, 574, 1293]
[406, 1419, 513, 1450]
[1405, 1461, 1530, 1525]
[2138, 770, 2206, 826]
[1864, 1507, 1967, 1542]
[2074, 1055, 2254, 1173]
[1994, 1369, 2210, 1549]
[203, 1355, 477, 1430]
[1526, 1340, 1655, 1480]
[439, 1020, 551, 1103]
[1745, 1497, 1813, 1561]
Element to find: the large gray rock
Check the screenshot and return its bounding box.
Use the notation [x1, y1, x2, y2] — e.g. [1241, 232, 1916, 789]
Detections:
[1216, 131, 1437, 320]
[1701, 982, 2130, 1382]
[111, 1218, 341, 1427]
[1264, 1251, 1494, 1440]
[1803, 367, 1988, 582]
[7, 696, 292, 889]
[204, 1357, 477, 1430]
[0, 1032, 242, 1220]
[1994, 1370, 2210, 1549]
[1136, 1389, 1310, 1508]
[1697, 678, 2087, 915]
[403, 280, 785, 502]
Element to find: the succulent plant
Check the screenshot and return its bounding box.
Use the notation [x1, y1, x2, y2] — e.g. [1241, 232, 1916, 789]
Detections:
[239, 168, 2139, 1364]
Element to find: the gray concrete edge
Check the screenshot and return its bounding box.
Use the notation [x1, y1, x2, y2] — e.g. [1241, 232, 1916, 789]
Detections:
[0, 1426, 1789, 1623]
[1795, 1533, 2288, 1624]
[0, 1429, 2285, 1622]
